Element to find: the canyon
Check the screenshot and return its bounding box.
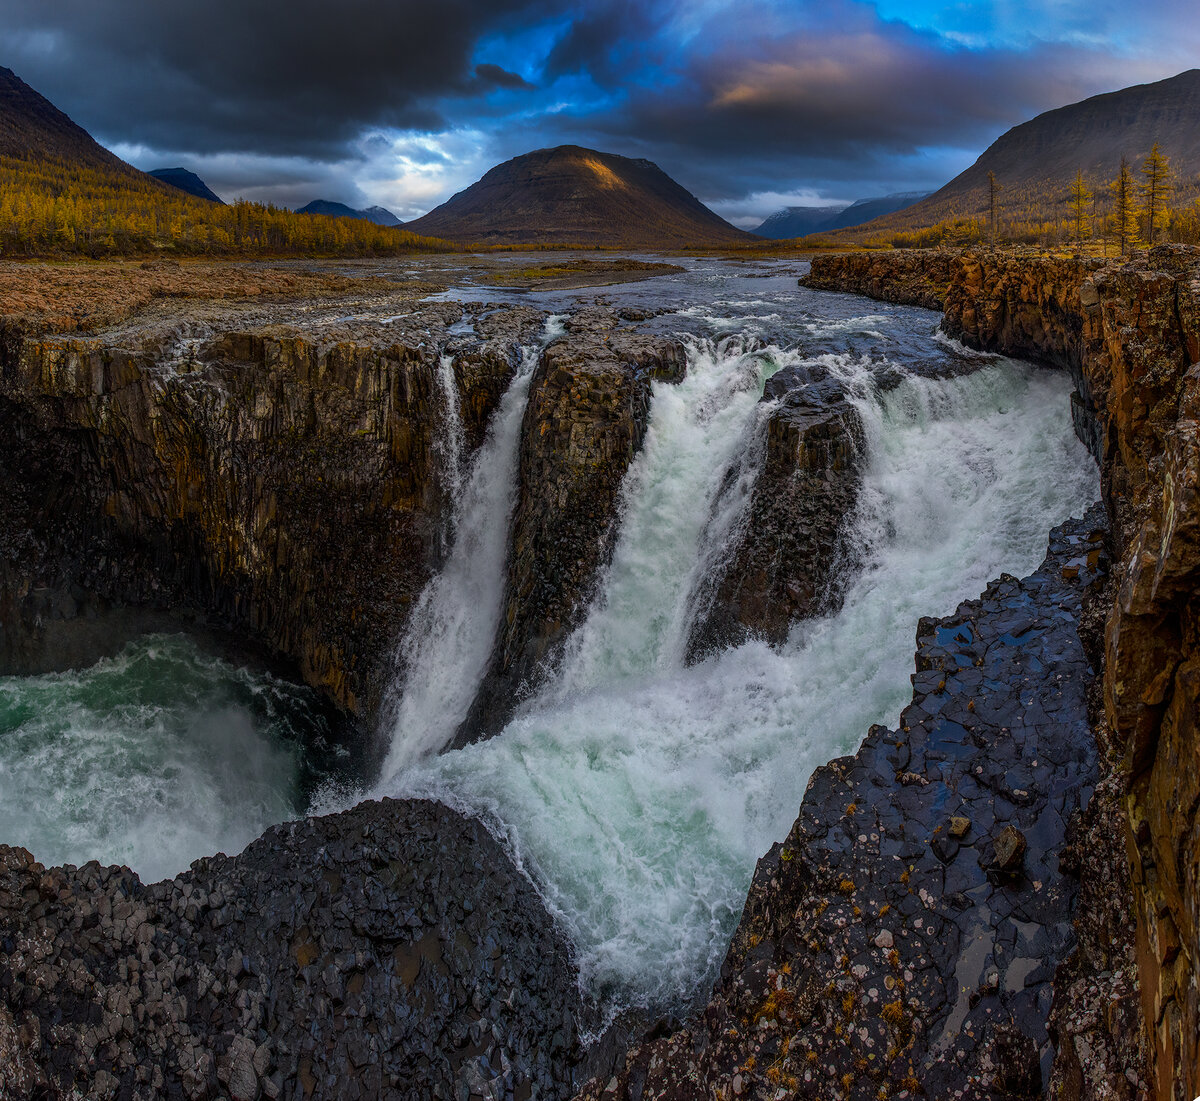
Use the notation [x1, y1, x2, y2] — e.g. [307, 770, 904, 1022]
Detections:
[0, 246, 1195, 1101]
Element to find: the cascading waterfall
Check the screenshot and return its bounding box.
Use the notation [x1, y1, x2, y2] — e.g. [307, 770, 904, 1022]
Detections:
[380, 342, 1100, 1017]
[379, 322, 559, 775]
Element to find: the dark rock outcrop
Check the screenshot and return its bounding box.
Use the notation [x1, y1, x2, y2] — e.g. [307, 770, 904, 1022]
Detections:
[686, 364, 865, 657]
[0, 799, 591, 1100]
[457, 310, 686, 743]
[576, 509, 1109, 1101]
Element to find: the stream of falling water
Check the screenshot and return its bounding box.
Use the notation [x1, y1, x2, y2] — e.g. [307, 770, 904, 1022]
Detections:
[373, 328, 1100, 1017]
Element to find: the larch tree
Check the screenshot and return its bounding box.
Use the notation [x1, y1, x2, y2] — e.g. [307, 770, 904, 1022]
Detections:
[1140, 142, 1172, 245]
[1069, 170, 1092, 254]
[1110, 157, 1140, 256]
[987, 171, 1002, 247]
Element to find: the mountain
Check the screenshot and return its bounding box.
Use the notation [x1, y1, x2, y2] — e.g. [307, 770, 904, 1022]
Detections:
[821, 192, 930, 231]
[359, 205, 402, 227]
[0, 65, 142, 177]
[0, 67, 447, 258]
[753, 192, 929, 239]
[404, 145, 754, 247]
[753, 205, 848, 239]
[835, 69, 1200, 240]
[149, 167, 223, 204]
[295, 200, 403, 226]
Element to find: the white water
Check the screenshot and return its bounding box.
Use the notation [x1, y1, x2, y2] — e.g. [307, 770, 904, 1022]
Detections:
[376, 339, 1099, 1016]
[0, 635, 318, 883]
[380, 324, 557, 773]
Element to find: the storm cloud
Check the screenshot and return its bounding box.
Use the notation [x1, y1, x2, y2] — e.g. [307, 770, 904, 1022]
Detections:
[3, 0, 1197, 222]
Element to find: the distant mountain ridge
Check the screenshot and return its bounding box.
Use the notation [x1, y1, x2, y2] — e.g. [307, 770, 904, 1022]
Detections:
[295, 200, 403, 226]
[149, 167, 223, 204]
[835, 68, 1200, 240]
[753, 192, 929, 239]
[404, 145, 754, 247]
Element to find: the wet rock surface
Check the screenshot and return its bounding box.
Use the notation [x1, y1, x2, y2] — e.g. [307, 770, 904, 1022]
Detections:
[686, 364, 865, 656]
[457, 308, 686, 743]
[0, 799, 592, 1101]
[575, 507, 1109, 1101]
[801, 245, 1200, 1101]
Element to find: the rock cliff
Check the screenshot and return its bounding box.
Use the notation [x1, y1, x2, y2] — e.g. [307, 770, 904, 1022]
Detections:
[577, 509, 1110, 1101]
[686, 364, 865, 657]
[804, 245, 1200, 1101]
[0, 294, 538, 742]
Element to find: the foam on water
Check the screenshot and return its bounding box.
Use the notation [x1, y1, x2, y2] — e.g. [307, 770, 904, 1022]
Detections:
[0, 635, 325, 883]
[378, 345, 1099, 1018]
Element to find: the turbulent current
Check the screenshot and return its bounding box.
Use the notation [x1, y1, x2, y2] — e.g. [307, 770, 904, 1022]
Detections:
[0, 259, 1101, 1020]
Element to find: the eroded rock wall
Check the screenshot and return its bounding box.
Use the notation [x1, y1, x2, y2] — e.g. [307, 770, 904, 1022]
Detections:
[0, 305, 532, 732]
[800, 249, 962, 310]
[805, 245, 1200, 1101]
[686, 364, 865, 657]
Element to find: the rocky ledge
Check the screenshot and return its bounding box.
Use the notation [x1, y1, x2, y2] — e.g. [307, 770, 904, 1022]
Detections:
[686, 363, 865, 658]
[804, 245, 1200, 1101]
[0, 799, 593, 1101]
[457, 307, 686, 743]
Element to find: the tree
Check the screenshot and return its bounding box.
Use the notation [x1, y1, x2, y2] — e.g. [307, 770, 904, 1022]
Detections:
[987, 171, 1002, 247]
[1109, 157, 1140, 256]
[1069, 170, 1092, 254]
[1140, 142, 1172, 245]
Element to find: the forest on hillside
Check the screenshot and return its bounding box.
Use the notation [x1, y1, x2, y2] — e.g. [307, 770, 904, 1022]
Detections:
[0, 155, 453, 258]
[831, 145, 1200, 252]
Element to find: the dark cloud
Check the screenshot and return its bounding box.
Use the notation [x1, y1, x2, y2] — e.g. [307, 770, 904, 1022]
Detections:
[3, 0, 1195, 217]
[2, 0, 551, 158]
[473, 63, 535, 91]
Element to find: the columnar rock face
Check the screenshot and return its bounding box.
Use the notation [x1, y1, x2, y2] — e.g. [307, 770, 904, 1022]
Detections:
[800, 249, 963, 310]
[0, 301, 534, 732]
[686, 365, 865, 657]
[576, 511, 1109, 1101]
[805, 245, 1200, 1101]
[0, 799, 592, 1100]
[456, 310, 686, 743]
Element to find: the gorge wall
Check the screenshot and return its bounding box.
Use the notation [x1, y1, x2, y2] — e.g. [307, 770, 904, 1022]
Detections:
[802, 245, 1200, 1101]
[0, 298, 544, 738]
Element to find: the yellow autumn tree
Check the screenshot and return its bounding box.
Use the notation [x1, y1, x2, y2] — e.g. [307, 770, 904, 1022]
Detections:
[1140, 142, 1173, 245]
[1109, 157, 1140, 256]
[1068, 170, 1092, 254]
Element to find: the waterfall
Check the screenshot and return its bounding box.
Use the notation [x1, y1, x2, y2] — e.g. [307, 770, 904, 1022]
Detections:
[380, 353, 1099, 1017]
[378, 331, 551, 777]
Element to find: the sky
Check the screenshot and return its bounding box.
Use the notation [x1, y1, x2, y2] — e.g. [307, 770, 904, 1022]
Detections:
[3, 0, 1198, 227]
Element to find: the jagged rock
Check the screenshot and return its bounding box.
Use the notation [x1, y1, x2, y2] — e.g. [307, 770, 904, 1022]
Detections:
[802, 245, 1200, 1101]
[456, 314, 686, 743]
[686, 364, 864, 657]
[0, 799, 592, 1100]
